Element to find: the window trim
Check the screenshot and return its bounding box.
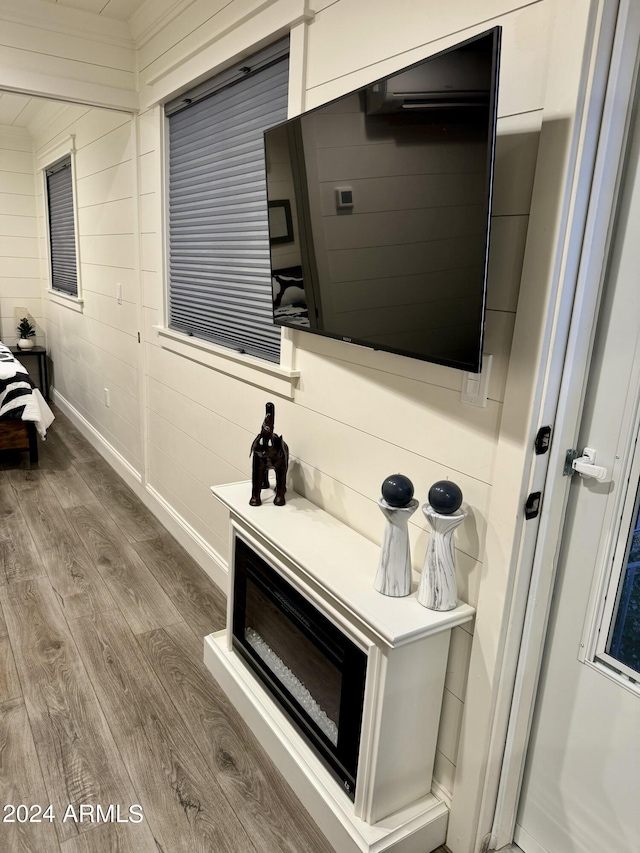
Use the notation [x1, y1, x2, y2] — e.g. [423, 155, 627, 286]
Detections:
[40, 134, 83, 310]
[158, 98, 298, 397]
[158, 41, 299, 394]
[158, 90, 298, 398]
[153, 323, 300, 399]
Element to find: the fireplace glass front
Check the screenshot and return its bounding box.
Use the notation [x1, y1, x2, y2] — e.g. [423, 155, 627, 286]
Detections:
[232, 536, 367, 798]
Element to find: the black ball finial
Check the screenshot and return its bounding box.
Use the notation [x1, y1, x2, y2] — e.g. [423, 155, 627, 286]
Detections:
[428, 480, 463, 514]
[381, 473, 414, 508]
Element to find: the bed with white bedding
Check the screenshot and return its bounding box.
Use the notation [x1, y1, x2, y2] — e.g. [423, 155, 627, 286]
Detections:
[272, 266, 310, 327]
[0, 340, 54, 462]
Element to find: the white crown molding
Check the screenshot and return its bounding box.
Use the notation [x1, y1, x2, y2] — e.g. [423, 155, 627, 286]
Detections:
[0, 0, 134, 48]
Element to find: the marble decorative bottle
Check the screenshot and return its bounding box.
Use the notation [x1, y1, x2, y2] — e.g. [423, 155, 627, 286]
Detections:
[417, 480, 466, 611]
[374, 474, 418, 597]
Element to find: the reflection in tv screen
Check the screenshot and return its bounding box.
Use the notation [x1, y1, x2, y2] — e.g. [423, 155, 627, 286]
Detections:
[264, 28, 500, 372]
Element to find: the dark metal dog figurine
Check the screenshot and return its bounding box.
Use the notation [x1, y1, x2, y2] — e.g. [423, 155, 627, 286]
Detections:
[249, 402, 289, 506]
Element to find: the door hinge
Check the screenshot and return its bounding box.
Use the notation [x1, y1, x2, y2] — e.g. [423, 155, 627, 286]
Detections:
[525, 491, 542, 520]
[534, 425, 552, 455]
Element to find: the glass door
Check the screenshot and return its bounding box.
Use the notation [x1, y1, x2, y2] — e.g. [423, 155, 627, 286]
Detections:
[595, 444, 640, 682]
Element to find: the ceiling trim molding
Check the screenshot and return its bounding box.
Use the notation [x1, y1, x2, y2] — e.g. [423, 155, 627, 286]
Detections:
[0, 70, 139, 113]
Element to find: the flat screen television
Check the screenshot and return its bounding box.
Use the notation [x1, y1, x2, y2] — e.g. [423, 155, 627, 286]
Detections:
[264, 27, 501, 372]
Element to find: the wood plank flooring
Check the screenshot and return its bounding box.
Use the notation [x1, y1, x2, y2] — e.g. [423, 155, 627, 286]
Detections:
[0, 409, 335, 853]
[0, 409, 449, 853]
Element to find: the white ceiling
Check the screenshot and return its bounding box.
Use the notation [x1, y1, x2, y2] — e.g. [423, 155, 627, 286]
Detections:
[0, 92, 50, 128]
[38, 0, 146, 21]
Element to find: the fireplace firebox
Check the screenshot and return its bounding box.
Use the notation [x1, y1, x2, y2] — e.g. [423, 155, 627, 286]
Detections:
[232, 536, 367, 798]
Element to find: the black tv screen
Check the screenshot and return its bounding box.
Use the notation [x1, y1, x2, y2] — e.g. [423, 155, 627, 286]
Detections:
[264, 27, 501, 372]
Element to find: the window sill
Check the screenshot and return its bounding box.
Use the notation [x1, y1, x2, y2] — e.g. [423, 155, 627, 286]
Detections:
[48, 290, 84, 313]
[153, 325, 300, 399]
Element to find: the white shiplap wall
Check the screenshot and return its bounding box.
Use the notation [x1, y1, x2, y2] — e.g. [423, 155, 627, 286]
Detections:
[132, 0, 551, 804]
[1, 0, 580, 849]
[32, 106, 142, 472]
[0, 0, 137, 111]
[0, 127, 40, 345]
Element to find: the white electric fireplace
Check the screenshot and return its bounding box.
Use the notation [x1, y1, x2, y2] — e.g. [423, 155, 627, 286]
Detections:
[205, 482, 474, 853]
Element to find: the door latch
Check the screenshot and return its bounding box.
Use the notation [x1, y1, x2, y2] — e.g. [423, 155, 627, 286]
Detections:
[563, 447, 608, 482]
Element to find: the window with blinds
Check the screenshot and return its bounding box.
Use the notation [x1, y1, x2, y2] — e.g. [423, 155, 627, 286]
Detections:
[166, 40, 289, 363]
[46, 156, 78, 297]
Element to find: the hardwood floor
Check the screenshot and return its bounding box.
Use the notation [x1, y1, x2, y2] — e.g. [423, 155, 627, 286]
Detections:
[0, 409, 333, 853]
[0, 410, 450, 853]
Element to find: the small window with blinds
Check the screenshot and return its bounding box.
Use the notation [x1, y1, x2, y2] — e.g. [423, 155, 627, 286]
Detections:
[166, 39, 289, 364]
[46, 156, 79, 298]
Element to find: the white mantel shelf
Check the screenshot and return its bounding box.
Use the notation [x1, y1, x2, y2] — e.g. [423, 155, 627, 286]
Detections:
[211, 481, 474, 647]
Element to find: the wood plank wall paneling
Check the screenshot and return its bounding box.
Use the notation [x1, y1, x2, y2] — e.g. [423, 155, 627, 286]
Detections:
[303, 1, 549, 112]
[0, 3, 135, 110]
[30, 108, 142, 472]
[133, 0, 550, 794]
[5, 0, 555, 806]
[137, 0, 260, 79]
[0, 128, 40, 345]
[0, 18, 133, 74]
[0, 45, 134, 93]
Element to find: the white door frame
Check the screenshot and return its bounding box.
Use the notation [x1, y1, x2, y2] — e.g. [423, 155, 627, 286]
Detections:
[490, 1, 640, 848]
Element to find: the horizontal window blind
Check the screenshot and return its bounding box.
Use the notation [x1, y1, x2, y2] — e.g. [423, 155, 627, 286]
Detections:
[46, 157, 78, 297]
[167, 45, 289, 363]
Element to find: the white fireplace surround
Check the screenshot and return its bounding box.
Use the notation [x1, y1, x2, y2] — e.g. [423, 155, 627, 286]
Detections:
[205, 482, 474, 853]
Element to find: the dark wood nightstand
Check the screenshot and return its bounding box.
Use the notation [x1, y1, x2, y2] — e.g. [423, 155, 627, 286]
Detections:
[10, 345, 50, 401]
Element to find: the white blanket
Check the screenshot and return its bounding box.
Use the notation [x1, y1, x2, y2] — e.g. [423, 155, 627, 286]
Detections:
[0, 341, 54, 438]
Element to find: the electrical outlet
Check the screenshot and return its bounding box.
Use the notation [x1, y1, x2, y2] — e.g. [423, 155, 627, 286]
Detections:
[461, 354, 492, 406]
[104, 388, 110, 407]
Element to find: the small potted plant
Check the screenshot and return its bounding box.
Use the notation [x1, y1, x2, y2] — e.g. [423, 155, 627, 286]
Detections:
[16, 317, 36, 350]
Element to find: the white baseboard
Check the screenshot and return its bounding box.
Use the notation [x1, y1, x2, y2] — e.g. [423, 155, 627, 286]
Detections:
[145, 483, 228, 591]
[512, 825, 544, 853]
[430, 777, 452, 811]
[51, 389, 229, 593]
[52, 389, 143, 488]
